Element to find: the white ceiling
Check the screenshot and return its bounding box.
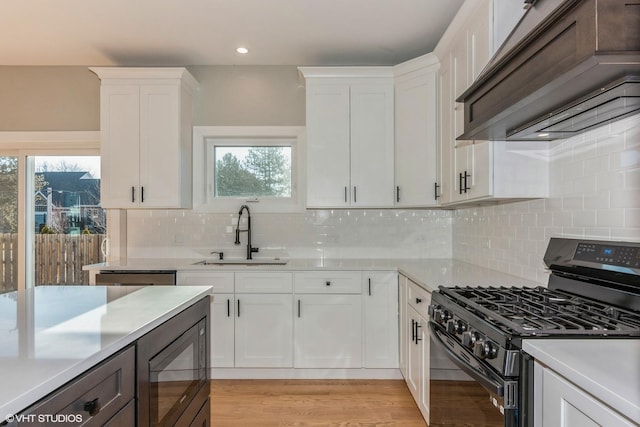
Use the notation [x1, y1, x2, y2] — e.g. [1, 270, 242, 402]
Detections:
[0, 0, 464, 66]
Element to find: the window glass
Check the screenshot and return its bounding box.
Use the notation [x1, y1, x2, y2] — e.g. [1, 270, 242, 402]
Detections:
[0, 157, 18, 294]
[33, 156, 105, 286]
[214, 146, 292, 198]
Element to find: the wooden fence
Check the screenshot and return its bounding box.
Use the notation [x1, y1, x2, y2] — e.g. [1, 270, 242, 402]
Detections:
[0, 233, 106, 292]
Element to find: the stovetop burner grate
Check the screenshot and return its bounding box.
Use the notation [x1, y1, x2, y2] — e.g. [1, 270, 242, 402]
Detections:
[440, 286, 640, 337]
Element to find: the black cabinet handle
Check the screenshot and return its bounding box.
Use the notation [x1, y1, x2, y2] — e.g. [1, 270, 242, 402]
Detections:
[368, 278, 371, 296]
[464, 171, 471, 193]
[326, 281, 331, 286]
[141, 186, 145, 203]
[459, 172, 464, 195]
[344, 186, 348, 203]
[411, 319, 416, 343]
[434, 182, 440, 200]
[83, 398, 100, 416]
[396, 186, 400, 203]
[131, 186, 135, 202]
[353, 186, 357, 203]
[415, 323, 422, 343]
[227, 299, 230, 317]
[237, 299, 240, 317]
[416, 298, 422, 304]
[298, 299, 301, 318]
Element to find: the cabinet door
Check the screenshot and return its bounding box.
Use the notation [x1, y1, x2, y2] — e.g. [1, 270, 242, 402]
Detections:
[100, 84, 140, 208]
[437, 60, 454, 205]
[294, 294, 362, 368]
[395, 72, 438, 207]
[451, 36, 468, 140]
[139, 84, 183, 208]
[363, 272, 398, 369]
[305, 82, 351, 207]
[406, 305, 422, 402]
[398, 275, 408, 378]
[235, 293, 293, 368]
[469, 141, 492, 199]
[350, 83, 395, 207]
[539, 365, 636, 427]
[212, 293, 235, 368]
[452, 143, 472, 202]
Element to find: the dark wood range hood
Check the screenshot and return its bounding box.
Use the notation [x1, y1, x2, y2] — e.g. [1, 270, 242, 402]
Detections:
[457, 0, 640, 141]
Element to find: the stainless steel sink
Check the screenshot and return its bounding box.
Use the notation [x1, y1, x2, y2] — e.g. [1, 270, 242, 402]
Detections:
[193, 257, 289, 266]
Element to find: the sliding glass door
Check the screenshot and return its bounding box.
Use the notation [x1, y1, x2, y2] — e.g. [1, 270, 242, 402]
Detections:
[0, 156, 19, 293]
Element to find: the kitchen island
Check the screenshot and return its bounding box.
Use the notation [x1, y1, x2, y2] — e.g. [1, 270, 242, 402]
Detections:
[0, 285, 212, 425]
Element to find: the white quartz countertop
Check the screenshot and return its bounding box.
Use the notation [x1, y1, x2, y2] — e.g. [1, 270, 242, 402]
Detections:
[0, 285, 212, 420]
[523, 339, 640, 423]
[84, 258, 543, 292]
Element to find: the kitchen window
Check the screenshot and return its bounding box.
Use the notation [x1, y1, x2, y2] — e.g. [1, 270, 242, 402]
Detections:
[193, 126, 305, 213]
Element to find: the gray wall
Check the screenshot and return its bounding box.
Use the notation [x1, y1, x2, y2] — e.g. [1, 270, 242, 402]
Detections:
[0, 66, 305, 131]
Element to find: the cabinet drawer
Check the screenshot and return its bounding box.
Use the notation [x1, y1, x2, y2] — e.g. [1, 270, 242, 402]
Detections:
[20, 346, 135, 426]
[294, 271, 362, 294]
[407, 280, 430, 317]
[177, 271, 234, 293]
[235, 272, 293, 293]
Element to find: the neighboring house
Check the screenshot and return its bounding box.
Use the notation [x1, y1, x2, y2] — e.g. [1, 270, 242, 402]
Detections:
[34, 171, 105, 234]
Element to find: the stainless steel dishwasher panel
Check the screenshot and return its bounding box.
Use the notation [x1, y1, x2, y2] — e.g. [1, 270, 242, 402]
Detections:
[95, 270, 176, 286]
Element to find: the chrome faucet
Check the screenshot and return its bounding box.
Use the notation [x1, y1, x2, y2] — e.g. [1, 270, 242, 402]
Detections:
[235, 205, 259, 260]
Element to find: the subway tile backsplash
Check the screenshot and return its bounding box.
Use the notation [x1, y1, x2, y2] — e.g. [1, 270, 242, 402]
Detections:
[453, 114, 640, 284]
[126, 114, 639, 285]
[127, 209, 453, 260]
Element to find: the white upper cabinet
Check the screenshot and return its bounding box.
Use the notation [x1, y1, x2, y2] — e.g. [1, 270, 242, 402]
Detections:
[299, 67, 395, 208]
[435, 0, 549, 206]
[393, 55, 440, 207]
[90, 67, 198, 209]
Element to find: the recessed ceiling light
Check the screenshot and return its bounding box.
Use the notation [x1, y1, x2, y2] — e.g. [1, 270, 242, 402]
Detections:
[236, 47, 249, 54]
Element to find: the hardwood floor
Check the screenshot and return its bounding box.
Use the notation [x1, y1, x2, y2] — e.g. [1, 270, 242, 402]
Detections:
[210, 380, 427, 426]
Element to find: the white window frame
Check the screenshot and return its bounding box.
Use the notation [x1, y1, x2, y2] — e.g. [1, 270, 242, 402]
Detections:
[193, 126, 306, 213]
[0, 131, 100, 290]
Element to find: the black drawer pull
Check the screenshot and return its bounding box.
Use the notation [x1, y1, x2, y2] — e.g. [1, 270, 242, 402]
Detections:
[83, 398, 101, 416]
[416, 298, 422, 304]
[326, 281, 331, 286]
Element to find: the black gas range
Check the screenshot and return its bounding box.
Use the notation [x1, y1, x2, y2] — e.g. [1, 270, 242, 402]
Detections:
[427, 238, 640, 427]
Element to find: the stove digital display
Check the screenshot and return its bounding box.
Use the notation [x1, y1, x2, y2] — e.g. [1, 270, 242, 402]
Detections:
[575, 242, 639, 269]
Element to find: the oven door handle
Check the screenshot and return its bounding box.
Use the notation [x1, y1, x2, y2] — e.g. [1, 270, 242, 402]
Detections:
[429, 322, 504, 397]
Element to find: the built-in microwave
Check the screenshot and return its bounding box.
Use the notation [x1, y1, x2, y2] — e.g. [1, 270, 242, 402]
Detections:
[148, 318, 207, 426]
[137, 299, 209, 427]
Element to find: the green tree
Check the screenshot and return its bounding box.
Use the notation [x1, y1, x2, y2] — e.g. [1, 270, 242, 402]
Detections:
[215, 153, 262, 196]
[0, 157, 18, 233]
[242, 147, 291, 196]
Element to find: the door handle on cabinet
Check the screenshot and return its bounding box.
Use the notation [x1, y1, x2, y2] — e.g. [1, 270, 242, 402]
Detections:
[411, 319, 416, 342]
[415, 322, 422, 343]
[227, 299, 230, 317]
[396, 186, 400, 203]
[353, 186, 357, 203]
[237, 299, 240, 317]
[368, 278, 371, 296]
[298, 299, 301, 318]
[131, 186, 136, 203]
[141, 186, 145, 203]
[434, 182, 440, 200]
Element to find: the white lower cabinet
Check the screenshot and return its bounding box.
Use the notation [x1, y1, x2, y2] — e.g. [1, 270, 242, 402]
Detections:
[401, 274, 432, 423]
[363, 271, 399, 369]
[294, 294, 362, 368]
[235, 293, 293, 368]
[211, 293, 235, 368]
[535, 362, 636, 427]
[178, 269, 398, 375]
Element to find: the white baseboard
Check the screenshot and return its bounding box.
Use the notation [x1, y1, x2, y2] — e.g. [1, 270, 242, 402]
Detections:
[210, 368, 402, 380]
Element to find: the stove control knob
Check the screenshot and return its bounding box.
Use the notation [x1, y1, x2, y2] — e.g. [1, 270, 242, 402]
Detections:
[462, 331, 479, 348]
[447, 320, 467, 335]
[435, 309, 452, 324]
[474, 340, 498, 360]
